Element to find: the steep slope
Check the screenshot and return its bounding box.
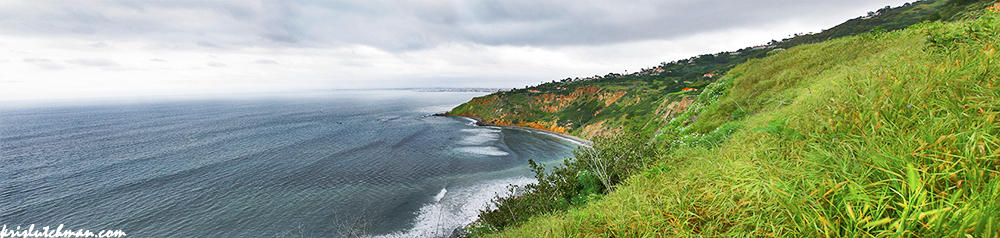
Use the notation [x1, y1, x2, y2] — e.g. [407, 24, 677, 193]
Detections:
[490, 7, 1000, 237]
[448, 84, 694, 138]
[446, 0, 994, 140]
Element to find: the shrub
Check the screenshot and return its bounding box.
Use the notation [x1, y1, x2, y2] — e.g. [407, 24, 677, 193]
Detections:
[473, 132, 662, 234]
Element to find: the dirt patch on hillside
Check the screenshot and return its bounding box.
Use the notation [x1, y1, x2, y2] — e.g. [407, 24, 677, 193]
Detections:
[580, 120, 621, 139]
[657, 97, 695, 120]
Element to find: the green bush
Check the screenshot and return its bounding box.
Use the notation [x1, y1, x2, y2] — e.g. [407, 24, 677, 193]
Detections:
[472, 132, 662, 234]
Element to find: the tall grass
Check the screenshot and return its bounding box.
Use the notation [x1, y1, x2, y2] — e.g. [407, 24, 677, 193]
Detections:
[484, 11, 1000, 237]
[469, 133, 663, 235]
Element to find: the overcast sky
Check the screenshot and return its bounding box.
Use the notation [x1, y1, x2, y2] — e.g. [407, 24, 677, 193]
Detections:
[0, 0, 911, 100]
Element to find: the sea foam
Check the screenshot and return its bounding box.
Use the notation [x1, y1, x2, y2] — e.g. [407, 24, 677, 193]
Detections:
[454, 146, 509, 156]
[454, 128, 508, 156]
[370, 177, 535, 238]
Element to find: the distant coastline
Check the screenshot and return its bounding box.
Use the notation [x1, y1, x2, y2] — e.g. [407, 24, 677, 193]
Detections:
[332, 88, 507, 93]
[434, 113, 593, 147]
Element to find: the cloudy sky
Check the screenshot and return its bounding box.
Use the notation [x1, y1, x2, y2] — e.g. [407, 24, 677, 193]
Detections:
[0, 0, 910, 100]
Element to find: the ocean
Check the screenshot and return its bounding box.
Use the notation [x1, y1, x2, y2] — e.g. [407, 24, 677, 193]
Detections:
[0, 90, 580, 237]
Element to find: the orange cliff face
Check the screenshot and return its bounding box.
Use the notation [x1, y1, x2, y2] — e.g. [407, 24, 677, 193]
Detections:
[450, 86, 629, 136]
[599, 91, 627, 106]
[532, 86, 627, 112]
[482, 118, 512, 126]
[515, 121, 570, 134]
[454, 115, 568, 135]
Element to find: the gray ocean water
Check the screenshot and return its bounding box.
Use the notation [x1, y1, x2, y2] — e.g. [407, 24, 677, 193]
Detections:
[0, 90, 580, 237]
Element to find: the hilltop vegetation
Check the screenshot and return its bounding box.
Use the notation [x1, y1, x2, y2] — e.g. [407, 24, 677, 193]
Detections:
[448, 0, 993, 140]
[491, 8, 999, 236]
[774, 0, 984, 47]
[447, 0, 1000, 237]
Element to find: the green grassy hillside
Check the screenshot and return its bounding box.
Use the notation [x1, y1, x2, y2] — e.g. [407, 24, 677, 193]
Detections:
[447, 0, 995, 141]
[447, 0, 1000, 237]
[487, 7, 1000, 237]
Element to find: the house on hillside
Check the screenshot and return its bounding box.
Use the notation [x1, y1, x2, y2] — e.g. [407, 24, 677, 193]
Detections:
[528, 89, 541, 93]
[703, 73, 717, 78]
[652, 67, 666, 75]
[750, 45, 775, 50]
[681, 87, 698, 92]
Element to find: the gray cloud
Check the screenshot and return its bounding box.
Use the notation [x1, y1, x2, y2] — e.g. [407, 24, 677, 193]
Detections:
[89, 42, 110, 48]
[0, 0, 906, 51]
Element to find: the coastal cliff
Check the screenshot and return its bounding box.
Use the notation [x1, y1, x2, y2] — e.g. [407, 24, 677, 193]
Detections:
[451, 0, 1000, 237]
[446, 85, 697, 139]
[445, 0, 990, 143]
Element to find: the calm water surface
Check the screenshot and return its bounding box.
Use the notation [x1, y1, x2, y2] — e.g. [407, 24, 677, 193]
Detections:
[0, 90, 580, 237]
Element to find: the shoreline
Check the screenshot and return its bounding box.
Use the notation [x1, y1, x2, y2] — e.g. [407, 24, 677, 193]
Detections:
[434, 113, 593, 147]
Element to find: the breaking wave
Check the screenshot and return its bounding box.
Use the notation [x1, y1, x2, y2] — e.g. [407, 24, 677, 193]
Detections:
[371, 177, 535, 238]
